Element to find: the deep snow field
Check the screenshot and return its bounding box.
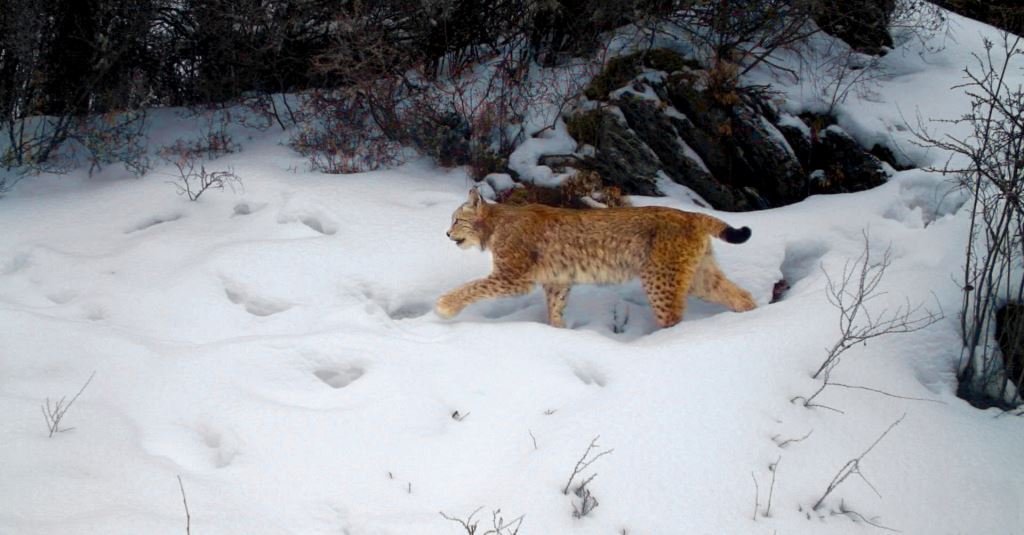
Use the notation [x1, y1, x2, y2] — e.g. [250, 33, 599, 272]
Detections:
[3, 10, 1024, 535]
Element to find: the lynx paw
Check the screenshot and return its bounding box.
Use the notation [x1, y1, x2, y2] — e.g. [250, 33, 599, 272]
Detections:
[435, 295, 460, 319]
[735, 293, 757, 312]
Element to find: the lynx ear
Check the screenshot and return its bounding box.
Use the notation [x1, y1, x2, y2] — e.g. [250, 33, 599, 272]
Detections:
[467, 188, 482, 208]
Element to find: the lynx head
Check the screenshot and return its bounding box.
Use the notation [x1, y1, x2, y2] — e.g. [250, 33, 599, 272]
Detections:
[446, 188, 487, 249]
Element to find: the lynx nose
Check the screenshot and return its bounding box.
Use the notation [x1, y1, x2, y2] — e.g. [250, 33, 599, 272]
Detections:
[446, 230, 451, 238]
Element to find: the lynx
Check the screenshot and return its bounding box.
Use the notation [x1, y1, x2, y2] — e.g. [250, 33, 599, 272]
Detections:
[436, 189, 756, 328]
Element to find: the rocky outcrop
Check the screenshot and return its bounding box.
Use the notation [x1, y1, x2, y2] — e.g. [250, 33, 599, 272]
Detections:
[812, 0, 896, 55]
[564, 50, 896, 211]
[809, 126, 888, 195]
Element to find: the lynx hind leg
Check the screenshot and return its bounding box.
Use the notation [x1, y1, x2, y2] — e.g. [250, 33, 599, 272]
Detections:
[543, 284, 570, 328]
[641, 259, 699, 329]
[691, 253, 756, 312]
[436, 276, 533, 319]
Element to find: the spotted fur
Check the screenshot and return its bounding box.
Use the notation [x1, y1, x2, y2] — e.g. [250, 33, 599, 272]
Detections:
[437, 189, 756, 328]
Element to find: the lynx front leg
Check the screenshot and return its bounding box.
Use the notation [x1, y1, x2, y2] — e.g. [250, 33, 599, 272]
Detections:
[542, 284, 571, 328]
[436, 276, 533, 319]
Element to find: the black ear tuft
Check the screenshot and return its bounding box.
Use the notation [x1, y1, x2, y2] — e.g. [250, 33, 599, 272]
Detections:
[722, 226, 752, 244]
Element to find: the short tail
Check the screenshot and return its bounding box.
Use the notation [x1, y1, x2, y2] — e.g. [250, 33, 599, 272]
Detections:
[698, 213, 752, 244]
[720, 225, 752, 244]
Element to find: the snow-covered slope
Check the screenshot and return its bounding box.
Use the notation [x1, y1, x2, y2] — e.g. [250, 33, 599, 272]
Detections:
[2, 11, 1023, 535]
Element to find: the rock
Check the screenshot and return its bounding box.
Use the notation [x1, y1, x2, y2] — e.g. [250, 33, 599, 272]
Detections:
[572, 108, 663, 196]
[729, 102, 806, 204]
[557, 48, 904, 211]
[869, 143, 913, 170]
[615, 94, 747, 209]
[664, 75, 806, 207]
[537, 154, 582, 172]
[810, 126, 887, 194]
[813, 0, 895, 55]
[775, 115, 813, 170]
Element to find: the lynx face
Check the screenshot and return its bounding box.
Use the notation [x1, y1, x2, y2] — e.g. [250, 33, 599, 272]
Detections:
[445, 189, 485, 250]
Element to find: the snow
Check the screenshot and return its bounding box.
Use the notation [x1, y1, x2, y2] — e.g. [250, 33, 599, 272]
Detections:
[3, 7, 1024, 535]
[507, 118, 578, 187]
[778, 112, 813, 138]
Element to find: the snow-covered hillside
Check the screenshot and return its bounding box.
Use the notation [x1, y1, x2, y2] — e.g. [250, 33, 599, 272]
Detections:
[2, 10, 1023, 535]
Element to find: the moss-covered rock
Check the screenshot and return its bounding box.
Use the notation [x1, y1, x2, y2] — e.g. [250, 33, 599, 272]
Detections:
[565, 109, 606, 147]
[584, 48, 699, 100]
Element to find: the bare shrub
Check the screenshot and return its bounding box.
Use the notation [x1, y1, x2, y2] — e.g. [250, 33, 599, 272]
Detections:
[41, 371, 96, 438]
[169, 108, 240, 160]
[75, 109, 151, 177]
[562, 435, 614, 519]
[440, 507, 524, 535]
[664, 0, 820, 81]
[792, 231, 941, 411]
[289, 89, 403, 174]
[813, 232, 941, 381]
[804, 41, 886, 116]
[304, 0, 596, 177]
[914, 34, 1024, 408]
[162, 152, 242, 202]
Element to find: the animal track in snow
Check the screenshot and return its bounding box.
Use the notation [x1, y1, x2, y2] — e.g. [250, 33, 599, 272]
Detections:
[197, 426, 239, 469]
[1, 252, 30, 275]
[232, 202, 267, 217]
[569, 361, 607, 387]
[223, 281, 291, 316]
[882, 174, 964, 228]
[45, 289, 78, 304]
[125, 212, 183, 234]
[386, 301, 432, 320]
[277, 206, 338, 235]
[314, 366, 365, 389]
[299, 216, 335, 235]
[82, 303, 107, 321]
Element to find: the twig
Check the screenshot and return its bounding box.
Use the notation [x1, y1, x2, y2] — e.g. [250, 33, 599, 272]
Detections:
[751, 472, 760, 521]
[177, 475, 191, 535]
[826, 382, 945, 404]
[833, 500, 901, 532]
[440, 507, 482, 534]
[562, 436, 614, 495]
[765, 456, 780, 518]
[772, 429, 813, 448]
[813, 414, 906, 511]
[791, 393, 846, 414]
[42, 371, 96, 437]
[440, 507, 524, 535]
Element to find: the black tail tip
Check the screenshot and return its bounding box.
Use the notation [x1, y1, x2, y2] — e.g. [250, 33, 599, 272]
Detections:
[722, 226, 752, 244]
